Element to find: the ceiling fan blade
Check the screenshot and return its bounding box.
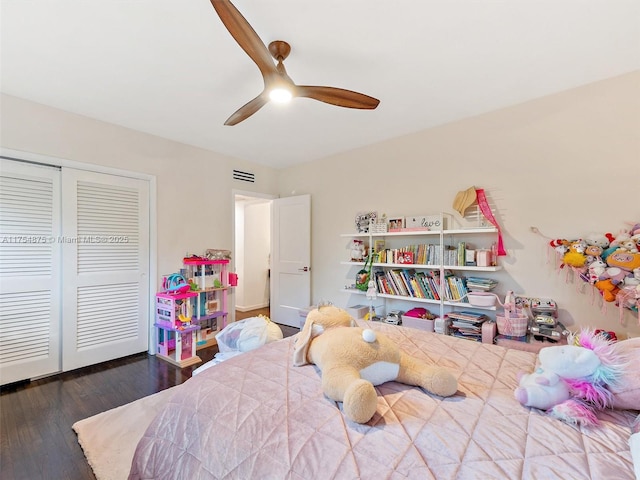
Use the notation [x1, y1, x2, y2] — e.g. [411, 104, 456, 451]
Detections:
[224, 94, 268, 126]
[209, 0, 277, 78]
[295, 86, 380, 110]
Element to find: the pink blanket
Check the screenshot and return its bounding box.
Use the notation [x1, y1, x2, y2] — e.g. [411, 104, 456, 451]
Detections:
[129, 323, 636, 479]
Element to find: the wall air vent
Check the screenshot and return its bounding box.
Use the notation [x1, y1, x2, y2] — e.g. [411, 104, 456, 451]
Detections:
[233, 170, 255, 183]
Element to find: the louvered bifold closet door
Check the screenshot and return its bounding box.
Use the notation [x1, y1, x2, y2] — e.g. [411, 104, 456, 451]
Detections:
[0, 159, 62, 385]
[62, 169, 149, 371]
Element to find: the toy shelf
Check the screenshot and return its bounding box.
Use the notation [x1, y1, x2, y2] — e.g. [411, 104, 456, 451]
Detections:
[182, 258, 233, 351]
[154, 323, 202, 368]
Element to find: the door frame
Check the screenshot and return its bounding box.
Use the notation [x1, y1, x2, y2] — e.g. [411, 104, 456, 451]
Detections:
[231, 189, 277, 322]
[0, 148, 158, 353]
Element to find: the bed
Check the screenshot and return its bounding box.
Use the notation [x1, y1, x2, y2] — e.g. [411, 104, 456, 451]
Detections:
[128, 321, 637, 479]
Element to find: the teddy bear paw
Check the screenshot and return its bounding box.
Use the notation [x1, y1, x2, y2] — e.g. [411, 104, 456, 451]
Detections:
[426, 370, 458, 398]
[343, 379, 377, 423]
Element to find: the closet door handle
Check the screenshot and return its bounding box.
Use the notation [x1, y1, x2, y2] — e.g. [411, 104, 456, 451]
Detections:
[298, 266, 310, 272]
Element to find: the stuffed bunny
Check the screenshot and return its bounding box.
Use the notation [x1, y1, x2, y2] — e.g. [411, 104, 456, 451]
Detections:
[293, 304, 458, 423]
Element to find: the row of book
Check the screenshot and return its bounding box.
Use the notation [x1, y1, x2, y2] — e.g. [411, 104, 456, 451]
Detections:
[374, 242, 491, 267]
[377, 244, 440, 265]
[447, 311, 489, 342]
[373, 269, 472, 301]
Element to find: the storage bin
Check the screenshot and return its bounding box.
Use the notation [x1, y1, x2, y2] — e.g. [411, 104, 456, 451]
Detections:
[347, 304, 383, 320]
[467, 292, 498, 307]
[401, 315, 435, 332]
[347, 304, 369, 319]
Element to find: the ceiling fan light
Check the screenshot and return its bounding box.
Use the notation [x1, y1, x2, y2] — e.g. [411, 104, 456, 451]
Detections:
[269, 87, 292, 103]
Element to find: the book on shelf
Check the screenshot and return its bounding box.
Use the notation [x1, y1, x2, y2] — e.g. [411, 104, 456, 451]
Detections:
[447, 311, 489, 324]
[448, 310, 489, 342]
[466, 277, 498, 291]
[457, 242, 466, 267]
[384, 270, 401, 296]
[450, 330, 483, 342]
[390, 269, 409, 296]
[397, 251, 414, 264]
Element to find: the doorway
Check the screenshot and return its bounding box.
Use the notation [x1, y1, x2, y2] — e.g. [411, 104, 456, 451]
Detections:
[233, 192, 274, 318]
[232, 191, 311, 329]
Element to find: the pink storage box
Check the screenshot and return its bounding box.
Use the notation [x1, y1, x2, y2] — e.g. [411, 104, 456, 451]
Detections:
[401, 315, 435, 332]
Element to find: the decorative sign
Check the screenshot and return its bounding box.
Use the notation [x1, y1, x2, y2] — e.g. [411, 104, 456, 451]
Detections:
[406, 215, 445, 230]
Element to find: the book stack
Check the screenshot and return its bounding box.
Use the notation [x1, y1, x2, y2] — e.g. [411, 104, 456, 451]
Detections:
[447, 311, 489, 341]
[465, 277, 498, 292]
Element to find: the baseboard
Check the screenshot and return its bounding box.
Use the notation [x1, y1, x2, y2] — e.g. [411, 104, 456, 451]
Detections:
[236, 302, 269, 312]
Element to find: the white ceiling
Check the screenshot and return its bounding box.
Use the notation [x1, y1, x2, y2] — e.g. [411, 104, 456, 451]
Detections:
[2, 1, 639, 169]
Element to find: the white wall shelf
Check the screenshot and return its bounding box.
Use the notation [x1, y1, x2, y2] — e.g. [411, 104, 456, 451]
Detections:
[340, 212, 503, 323]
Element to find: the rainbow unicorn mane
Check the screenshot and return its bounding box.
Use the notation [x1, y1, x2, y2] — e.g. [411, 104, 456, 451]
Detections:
[564, 329, 626, 409]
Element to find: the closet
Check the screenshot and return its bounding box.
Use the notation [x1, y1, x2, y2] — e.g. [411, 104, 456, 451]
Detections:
[0, 158, 150, 385]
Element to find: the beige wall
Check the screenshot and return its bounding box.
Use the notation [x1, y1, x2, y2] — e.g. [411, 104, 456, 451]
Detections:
[0, 94, 279, 288]
[2, 72, 639, 338]
[278, 71, 640, 338]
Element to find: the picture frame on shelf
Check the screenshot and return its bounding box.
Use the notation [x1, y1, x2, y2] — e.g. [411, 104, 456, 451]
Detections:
[388, 217, 404, 231]
[374, 239, 386, 253]
[355, 211, 377, 233]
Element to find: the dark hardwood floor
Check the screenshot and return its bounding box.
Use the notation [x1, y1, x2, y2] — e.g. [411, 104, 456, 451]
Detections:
[0, 308, 298, 480]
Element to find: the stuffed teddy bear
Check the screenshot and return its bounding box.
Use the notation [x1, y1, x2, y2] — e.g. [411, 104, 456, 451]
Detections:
[514, 329, 625, 426]
[293, 304, 458, 423]
[349, 239, 365, 262]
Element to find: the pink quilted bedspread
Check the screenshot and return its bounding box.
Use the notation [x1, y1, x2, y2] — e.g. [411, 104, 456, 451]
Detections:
[129, 323, 636, 479]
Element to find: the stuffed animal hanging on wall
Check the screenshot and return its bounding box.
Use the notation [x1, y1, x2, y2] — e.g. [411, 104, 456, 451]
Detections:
[293, 304, 458, 423]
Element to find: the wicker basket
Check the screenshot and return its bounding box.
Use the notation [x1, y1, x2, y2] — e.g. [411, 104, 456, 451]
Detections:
[496, 311, 529, 337]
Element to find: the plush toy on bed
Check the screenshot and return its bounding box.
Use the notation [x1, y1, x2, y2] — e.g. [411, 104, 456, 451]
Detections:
[514, 329, 626, 426]
[293, 304, 458, 423]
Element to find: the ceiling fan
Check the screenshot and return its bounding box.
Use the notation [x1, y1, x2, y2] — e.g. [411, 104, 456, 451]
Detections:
[209, 0, 380, 126]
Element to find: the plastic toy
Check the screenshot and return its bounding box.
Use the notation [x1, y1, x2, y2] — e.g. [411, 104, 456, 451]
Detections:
[293, 304, 458, 423]
[514, 329, 625, 426]
[163, 273, 190, 294]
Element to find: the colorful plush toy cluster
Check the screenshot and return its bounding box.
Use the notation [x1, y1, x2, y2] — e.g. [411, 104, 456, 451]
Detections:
[515, 329, 627, 426]
[550, 222, 640, 312]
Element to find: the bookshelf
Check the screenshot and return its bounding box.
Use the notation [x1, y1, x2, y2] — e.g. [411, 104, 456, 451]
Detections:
[341, 212, 503, 329]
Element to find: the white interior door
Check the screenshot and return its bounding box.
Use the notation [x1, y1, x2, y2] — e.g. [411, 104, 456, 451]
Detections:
[270, 194, 310, 328]
[0, 159, 62, 385]
[61, 169, 149, 371]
